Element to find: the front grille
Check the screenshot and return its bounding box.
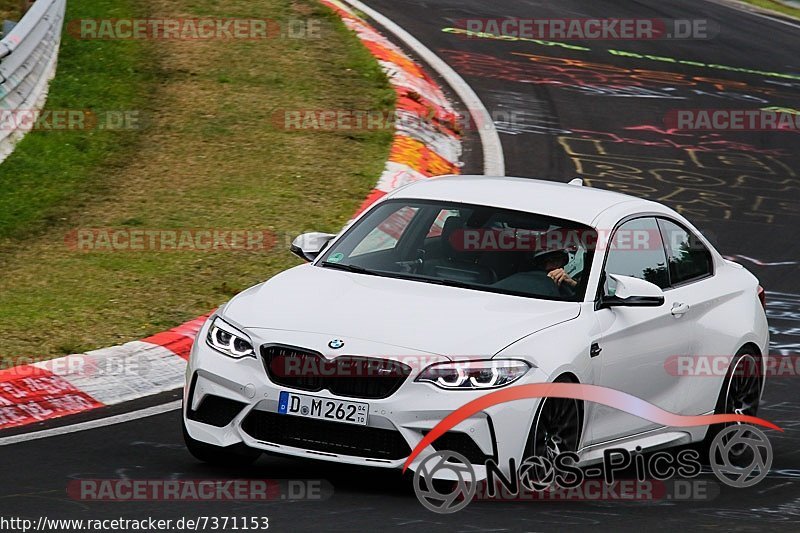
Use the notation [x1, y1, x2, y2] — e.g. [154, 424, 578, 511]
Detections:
[262, 345, 411, 399]
[241, 410, 411, 460]
[428, 431, 493, 464]
[188, 395, 247, 427]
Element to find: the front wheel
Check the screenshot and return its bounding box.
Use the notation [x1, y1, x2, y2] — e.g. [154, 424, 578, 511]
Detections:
[524, 380, 582, 460]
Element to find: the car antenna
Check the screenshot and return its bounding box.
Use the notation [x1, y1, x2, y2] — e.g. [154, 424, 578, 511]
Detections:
[568, 177, 583, 186]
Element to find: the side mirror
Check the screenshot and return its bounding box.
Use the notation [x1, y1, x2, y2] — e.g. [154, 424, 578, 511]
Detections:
[290, 232, 336, 262]
[598, 274, 665, 309]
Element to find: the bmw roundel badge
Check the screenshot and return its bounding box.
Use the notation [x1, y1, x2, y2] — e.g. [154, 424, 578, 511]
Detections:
[328, 339, 345, 350]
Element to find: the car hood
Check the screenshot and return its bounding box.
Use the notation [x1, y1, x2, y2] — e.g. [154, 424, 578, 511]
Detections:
[222, 264, 580, 358]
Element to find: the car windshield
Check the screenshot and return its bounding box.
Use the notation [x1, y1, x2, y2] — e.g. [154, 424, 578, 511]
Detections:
[318, 199, 596, 301]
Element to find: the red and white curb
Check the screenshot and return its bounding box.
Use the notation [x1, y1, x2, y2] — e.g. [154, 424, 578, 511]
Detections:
[321, 0, 463, 215]
[0, 1, 463, 431]
[0, 315, 208, 429]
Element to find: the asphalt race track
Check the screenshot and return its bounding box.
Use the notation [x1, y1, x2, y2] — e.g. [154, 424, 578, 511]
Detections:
[2, 0, 800, 530]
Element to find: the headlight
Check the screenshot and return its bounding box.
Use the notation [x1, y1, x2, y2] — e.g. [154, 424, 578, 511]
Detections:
[206, 317, 255, 359]
[416, 360, 530, 390]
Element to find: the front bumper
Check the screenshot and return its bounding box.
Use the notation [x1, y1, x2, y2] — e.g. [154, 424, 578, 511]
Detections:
[183, 317, 548, 477]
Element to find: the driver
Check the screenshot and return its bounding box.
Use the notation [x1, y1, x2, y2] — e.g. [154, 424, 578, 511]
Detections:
[532, 249, 577, 289]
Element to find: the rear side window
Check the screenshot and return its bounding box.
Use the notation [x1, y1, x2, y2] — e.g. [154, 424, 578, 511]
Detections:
[657, 218, 713, 285]
[426, 209, 461, 238]
[604, 217, 670, 289]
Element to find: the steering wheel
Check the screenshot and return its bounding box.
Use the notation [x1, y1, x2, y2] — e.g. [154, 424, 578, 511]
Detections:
[517, 270, 561, 298]
[558, 280, 576, 298]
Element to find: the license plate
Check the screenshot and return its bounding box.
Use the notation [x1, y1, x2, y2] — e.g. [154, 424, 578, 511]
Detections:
[277, 391, 368, 426]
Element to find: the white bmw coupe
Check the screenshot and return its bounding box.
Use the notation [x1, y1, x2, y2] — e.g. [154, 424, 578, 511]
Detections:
[182, 176, 768, 474]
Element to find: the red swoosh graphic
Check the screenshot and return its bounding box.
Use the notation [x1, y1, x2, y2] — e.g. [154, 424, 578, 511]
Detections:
[402, 382, 781, 472]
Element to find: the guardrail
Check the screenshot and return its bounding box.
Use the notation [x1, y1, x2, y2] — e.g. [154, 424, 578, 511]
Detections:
[0, 0, 66, 164]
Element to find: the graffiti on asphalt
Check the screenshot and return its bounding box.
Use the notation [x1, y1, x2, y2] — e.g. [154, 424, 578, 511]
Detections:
[441, 27, 800, 82]
[557, 132, 797, 224]
[767, 292, 800, 355]
[433, 39, 800, 226]
[440, 49, 800, 104]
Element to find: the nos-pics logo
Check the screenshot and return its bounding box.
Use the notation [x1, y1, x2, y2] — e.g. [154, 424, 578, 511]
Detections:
[406, 383, 779, 513]
[413, 424, 773, 513]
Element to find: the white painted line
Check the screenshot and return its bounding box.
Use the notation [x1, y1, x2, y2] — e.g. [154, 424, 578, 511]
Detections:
[724, 254, 799, 266]
[340, 0, 506, 176]
[0, 400, 182, 446]
[706, 0, 800, 29]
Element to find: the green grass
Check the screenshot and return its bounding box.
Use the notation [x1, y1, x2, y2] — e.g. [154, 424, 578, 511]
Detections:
[0, 0, 20, 22]
[740, 0, 800, 18]
[0, 0, 149, 242]
[0, 0, 394, 361]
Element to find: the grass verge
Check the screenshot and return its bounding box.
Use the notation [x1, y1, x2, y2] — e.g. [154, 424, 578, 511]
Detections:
[0, 0, 394, 362]
[0, 0, 20, 23]
[739, 0, 800, 19]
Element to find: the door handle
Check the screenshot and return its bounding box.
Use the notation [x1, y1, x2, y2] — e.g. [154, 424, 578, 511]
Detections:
[590, 343, 602, 357]
[671, 302, 690, 317]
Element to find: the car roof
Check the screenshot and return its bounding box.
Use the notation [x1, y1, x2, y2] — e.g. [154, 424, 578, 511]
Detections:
[387, 175, 660, 225]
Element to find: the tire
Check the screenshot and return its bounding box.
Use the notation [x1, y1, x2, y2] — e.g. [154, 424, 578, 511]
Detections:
[702, 349, 762, 465]
[523, 377, 582, 460]
[182, 406, 261, 467]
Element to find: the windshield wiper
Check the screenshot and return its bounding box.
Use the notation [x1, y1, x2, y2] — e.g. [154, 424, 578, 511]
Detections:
[320, 263, 479, 290]
[399, 274, 477, 290]
[319, 262, 381, 276]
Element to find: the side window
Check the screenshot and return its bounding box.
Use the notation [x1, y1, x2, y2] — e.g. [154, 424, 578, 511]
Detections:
[657, 218, 713, 285]
[604, 217, 670, 290]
